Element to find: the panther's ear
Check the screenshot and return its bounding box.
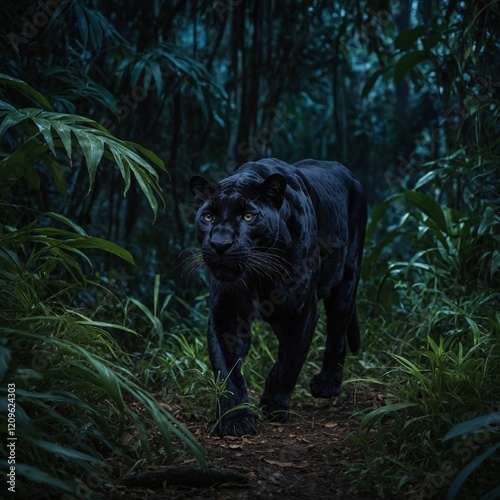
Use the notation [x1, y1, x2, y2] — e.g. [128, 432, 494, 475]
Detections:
[260, 173, 287, 208]
[190, 175, 216, 207]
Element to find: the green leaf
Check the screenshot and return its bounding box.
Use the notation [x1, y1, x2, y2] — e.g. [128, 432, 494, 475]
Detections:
[51, 120, 73, 162]
[126, 140, 167, 173]
[423, 31, 441, 50]
[414, 170, 438, 190]
[16, 463, 73, 493]
[0, 74, 54, 110]
[62, 235, 135, 265]
[45, 212, 87, 235]
[394, 50, 429, 83]
[0, 99, 16, 112]
[131, 165, 160, 220]
[32, 117, 56, 154]
[391, 353, 428, 384]
[483, 486, 500, 500]
[446, 443, 500, 500]
[40, 154, 68, 201]
[404, 190, 448, 234]
[444, 412, 500, 441]
[21, 162, 42, 188]
[35, 440, 102, 464]
[395, 25, 427, 51]
[362, 68, 384, 98]
[66, 345, 125, 417]
[0, 338, 11, 383]
[127, 297, 163, 337]
[73, 129, 105, 190]
[361, 402, 418, 431]
[2, 137, 49, 172]
[0, 110, 27, 138]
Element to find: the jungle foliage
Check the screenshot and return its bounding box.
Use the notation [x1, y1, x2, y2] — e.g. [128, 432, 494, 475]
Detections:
[0, 0, 498, 498]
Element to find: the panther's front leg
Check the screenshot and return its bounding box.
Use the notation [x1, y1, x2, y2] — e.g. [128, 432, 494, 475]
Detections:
[260, 298, 318, 420]
[207, 290, 257, 437]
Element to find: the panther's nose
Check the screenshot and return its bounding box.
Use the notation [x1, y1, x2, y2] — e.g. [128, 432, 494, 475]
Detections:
[210, 237, 233, 255]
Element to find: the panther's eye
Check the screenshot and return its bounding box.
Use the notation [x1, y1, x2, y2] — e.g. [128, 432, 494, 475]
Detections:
[203, 213, 214, 222]
[243, 213, 254, 222]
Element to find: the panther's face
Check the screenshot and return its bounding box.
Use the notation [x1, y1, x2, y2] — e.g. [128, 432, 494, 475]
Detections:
[190, 173, 287, 283]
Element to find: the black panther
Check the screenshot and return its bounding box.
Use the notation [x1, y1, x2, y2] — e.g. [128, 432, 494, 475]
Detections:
[189, 158, 367, 437]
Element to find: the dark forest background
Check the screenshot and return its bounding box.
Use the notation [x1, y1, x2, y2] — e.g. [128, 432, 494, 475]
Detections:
[0, 0, 499, 498]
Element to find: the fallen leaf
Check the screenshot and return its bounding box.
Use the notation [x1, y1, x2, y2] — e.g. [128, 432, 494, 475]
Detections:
[181, 458, 197, 465]
[263, 459, 309, 469]
[325, 422, 338, 428]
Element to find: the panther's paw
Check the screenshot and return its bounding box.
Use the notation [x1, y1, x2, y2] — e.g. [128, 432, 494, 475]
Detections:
[260, 400, 290, 422]
[208, 413, 257, 437]
[310, 372, 342, 398]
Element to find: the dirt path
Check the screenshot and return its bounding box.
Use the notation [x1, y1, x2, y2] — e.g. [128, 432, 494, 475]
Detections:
[110, 389, 393, 499]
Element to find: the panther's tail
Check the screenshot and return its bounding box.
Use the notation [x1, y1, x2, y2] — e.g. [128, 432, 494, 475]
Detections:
[347, 308, 361, 353]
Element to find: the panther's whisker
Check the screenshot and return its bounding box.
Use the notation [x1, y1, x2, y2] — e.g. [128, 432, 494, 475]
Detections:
[179, 250, 205, 283]
[246, 251, 292, 281]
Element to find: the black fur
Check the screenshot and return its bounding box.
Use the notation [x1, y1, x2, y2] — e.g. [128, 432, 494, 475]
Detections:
[189, 158, 367, 437]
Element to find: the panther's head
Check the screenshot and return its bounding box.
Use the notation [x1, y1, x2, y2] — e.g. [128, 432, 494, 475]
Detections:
[189, 172, 287, 283]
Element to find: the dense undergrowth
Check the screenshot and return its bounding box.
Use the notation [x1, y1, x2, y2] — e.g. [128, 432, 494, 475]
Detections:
[0, 76, 206, 497]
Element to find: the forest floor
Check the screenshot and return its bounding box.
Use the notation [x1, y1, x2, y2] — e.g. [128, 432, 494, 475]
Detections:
[107, 387, 398, 499]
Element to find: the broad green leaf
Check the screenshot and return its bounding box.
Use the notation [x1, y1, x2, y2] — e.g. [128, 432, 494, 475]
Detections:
[126, 140, 167, 173]
[0, 338, 11, 383]
[32, 117, 56, 154]
[404, 190, 448, 234]
[0, 99, 17, 112]
[149, 60, 164, 95]
[44, 212, 87, 235]
[35, 440, 102, 464]
[483, 486, 500, 500]
[51, 120, 73, 161]
[131, 165, 160, 219]
[70, 346, 125, 415]
[130, 59, 147, 87]
[444, 412, 500, 440]
[394, 50, 429, 83]
[128, 409, 152, 459]
[395, 25, 427, 51]
[62, 236, 135, 265]
[74, 3, 89, 46]
[3, 137, 49, 171]
[0, 74, 54, 110]
[446, 443, 500, 500]
[107, 143, 131, 195]
[361, 402, 418, 431]
[490, 249, 500, 277]
[74, 319, 137, 335]
[73, 129, 105, 190]
[0, 110, 27, 138]
[365, 199, 391, 241]
[127, 297, 163, 335]
[478, 206, 495, 235]
[362, 68, 384, 98]
[414, 170, 438, 190]
[423, 31, 441, 50]
[16, 463, 73, 492]
[22, 162, 42, 188]
[40, 154, 68, 201]
[153, 273, 160, 317]
[391, 353, 428, 384]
